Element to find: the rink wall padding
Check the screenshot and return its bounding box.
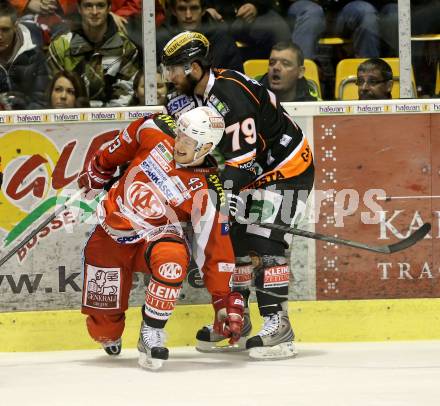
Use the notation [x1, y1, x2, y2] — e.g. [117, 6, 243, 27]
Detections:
[1, 299, 440, 352]
[1, 101, 440, 347]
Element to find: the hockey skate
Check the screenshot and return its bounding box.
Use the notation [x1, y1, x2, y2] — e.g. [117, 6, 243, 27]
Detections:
[102, 338, 122, 356]
[137, 321, 169, 371]
[195, 307, 252, 353]
[246, 310, 297, 360]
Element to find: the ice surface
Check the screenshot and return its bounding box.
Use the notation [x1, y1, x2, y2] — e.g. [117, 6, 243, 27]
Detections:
[1, 341, 440, 406]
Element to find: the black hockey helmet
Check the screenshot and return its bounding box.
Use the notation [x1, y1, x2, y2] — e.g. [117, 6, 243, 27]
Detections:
[161, 31, 211, 68]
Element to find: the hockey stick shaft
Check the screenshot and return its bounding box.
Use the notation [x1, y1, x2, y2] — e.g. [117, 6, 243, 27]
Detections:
[0, 188, 85, 268]
[252, 221, 431, 254]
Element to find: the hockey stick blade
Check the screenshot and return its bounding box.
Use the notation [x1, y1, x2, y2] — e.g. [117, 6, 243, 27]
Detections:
[253, 222, 431, 254]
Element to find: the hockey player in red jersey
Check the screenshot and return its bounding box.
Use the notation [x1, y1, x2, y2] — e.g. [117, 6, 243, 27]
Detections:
[161, 31, 314, 360]
[78, 107, 244, 370]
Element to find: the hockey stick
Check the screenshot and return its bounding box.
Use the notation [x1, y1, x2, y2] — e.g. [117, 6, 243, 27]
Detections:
[0, 188, 85, 268]
[251, 221, 431, 254]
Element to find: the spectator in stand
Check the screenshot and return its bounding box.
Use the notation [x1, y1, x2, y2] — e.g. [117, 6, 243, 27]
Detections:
[284, 0, 325, 59]
[48, 70, 90, 108]
[0, 1, 49, 109]
[356, 58, 393, 100]
[103, 0, 166, 47]
[129, 69, 168, 106]
[9, 0, 77, 45]
[259, 41, 319, 101]
[10, 1, 166, 47]
[287, 1, 398, 59]
[205, 0, 291, 59]
[157, 0, 243, 71]
[48, 0, 141, 107]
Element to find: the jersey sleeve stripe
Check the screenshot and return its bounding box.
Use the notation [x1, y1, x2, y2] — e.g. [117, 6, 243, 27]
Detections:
[257, 132, 267, 151]
[225, 150, 256, 166]
[252, 136, 312, 183]
[192, 193, 217, 276]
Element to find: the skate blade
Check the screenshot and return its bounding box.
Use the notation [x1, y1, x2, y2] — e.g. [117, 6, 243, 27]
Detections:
[138, 352, 165, 371]
[248, 341, 297, 361]
[195, 336, 248, 353]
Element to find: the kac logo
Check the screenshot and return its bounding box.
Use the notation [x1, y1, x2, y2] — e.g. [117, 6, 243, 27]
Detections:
[158, 262, 183, 280]
[127, 181, 165, 219]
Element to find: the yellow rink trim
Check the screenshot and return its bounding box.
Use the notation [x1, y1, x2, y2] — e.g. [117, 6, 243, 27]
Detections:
[1, 298, 440, 352]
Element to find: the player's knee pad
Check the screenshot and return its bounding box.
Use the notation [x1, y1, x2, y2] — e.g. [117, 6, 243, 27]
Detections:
[252, 254, 290, 316]
[148, 240, 189, 284]
[143, 240, 189, 328]
[86, 313, 125, 343]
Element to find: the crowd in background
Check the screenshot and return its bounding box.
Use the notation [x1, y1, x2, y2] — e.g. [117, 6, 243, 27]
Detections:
[0, 0, 438, 110]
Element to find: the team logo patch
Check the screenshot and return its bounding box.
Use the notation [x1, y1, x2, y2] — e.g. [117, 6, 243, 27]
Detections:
[263, 265, 289, 288]
[208, 95, 230, 117]
[218, 262, 235, 273]
[221, 222, 230, 235]
[83, 265, 121, 309]
[280, 134, 292, 147]
[158, 262, 183, 280]
[127, 181, 166, 219]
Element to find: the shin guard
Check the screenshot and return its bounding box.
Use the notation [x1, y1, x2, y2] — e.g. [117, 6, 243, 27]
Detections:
[253, 255, 290, 316]
[143, 241, 188, 328]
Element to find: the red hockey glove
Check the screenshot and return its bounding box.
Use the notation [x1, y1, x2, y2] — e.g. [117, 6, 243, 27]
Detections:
[77, 155, 115, 198]
[212, 292, 244, 344]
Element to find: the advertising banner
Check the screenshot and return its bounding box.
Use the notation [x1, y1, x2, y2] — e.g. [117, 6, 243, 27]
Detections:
[0, 105, 438, 312]
[313, 114, 437, 299]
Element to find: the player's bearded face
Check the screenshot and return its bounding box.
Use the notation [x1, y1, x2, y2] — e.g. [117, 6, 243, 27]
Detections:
[163, 63, 198, 95]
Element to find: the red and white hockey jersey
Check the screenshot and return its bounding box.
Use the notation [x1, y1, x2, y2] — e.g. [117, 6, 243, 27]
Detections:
[94, 114, 234, 295]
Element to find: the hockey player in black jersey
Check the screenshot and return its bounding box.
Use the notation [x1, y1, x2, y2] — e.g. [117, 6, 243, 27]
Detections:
[161, 31, 314, 360]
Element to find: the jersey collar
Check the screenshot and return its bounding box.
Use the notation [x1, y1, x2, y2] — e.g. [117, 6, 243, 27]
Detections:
[203, 69, 216, 102]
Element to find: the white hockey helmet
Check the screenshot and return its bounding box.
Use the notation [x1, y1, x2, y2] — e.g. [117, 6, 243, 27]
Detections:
[176, 106, 225, 155]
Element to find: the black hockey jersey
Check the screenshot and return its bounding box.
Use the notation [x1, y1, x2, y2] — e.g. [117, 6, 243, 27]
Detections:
[165, 69, 313, 192]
